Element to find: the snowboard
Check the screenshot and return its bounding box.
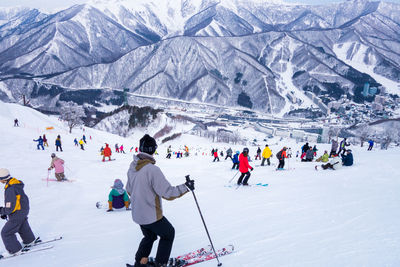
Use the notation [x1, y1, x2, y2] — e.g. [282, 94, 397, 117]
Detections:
[102, 159, 116, 162]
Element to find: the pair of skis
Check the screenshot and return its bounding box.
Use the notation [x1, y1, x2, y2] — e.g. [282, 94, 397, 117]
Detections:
[0, 236, 62, 260]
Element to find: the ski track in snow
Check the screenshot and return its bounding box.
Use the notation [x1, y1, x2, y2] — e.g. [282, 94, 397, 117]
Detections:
[0, 101, 400, 266]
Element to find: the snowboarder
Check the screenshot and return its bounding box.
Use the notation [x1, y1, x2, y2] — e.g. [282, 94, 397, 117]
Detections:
[368, 139, 374, 151]
[107, 179, 130, 212]
[42, 134, 48, 147]
[342, 149, 354, 166]
[55, 135, 63, 152]
[225, 148, 233, 160]
[232, 151, 240, 170]
[126, 134, 193, 267]
[213, 149, 220, 162]
[79, 139, 85, 150]
[166, 146, 172, 159]
[120, 144, 126, 154]
[0, 169, 37, 258]
[255, 147, 261, 160]
[276, 147, 288, 170]
[102, 144, 112, 162]
[48, 153, 66, 181]
[330, 139, 338, 157]
[33, 136, 44, 150]
[261, 145, 272, 166]
[237, 148, 253, 185]
[13, 119, 19, 127]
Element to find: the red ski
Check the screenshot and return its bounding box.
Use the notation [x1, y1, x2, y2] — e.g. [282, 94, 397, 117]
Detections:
[177, 245, 234, 266]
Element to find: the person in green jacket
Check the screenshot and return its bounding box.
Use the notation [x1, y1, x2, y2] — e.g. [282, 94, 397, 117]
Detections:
[107, 179, 130, 212]
[316, 150, 329, 162]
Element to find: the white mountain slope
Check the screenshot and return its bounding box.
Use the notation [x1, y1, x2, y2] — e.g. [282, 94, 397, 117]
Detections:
[0, 101, 399, 266]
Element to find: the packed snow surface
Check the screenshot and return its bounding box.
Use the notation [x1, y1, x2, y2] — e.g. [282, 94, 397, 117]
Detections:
[0, 101, 399, 266]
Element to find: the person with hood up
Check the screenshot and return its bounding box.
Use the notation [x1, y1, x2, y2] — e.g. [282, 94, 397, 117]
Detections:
[102, 144, 112, 162]
[237, 148, 253, 186]
[107, 179, 130, 212]
[0, 169, 38, 258]
[126, 134, 194, 267]
[261, 145, 272, 166]
[48, 153, 66, 181]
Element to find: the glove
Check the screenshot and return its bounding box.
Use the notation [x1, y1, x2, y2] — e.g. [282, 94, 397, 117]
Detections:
[251, 167, 254, 171]
[1, 215, 7, 220]
[185, 179, 195, 191]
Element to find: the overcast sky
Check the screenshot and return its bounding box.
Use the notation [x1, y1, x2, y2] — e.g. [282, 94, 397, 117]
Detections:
[1, 0, 400, 12]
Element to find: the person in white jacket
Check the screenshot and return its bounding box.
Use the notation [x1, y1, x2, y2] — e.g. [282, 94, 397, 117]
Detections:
[317, 155, 342, 170]
[126, 134, 194, 267]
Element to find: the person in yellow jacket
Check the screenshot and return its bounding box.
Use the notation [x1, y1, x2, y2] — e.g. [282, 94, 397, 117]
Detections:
[261, 144, 272, 166]
[79, 139, 85, 150]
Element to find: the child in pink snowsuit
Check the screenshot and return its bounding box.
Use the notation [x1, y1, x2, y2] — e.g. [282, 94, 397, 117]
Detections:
[48, 153, 66, 181]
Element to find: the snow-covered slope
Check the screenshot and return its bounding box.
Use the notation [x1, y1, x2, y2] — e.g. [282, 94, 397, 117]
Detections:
[0, 101, 400, 266]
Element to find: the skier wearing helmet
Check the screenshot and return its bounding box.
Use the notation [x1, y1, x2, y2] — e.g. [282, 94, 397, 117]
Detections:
[237, 148, 253, 186]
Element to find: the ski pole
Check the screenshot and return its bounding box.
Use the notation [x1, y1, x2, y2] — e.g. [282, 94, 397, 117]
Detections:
[46, 170, 50, 187]
[185, 175, 222, 266]
[228, 170, 239, 183]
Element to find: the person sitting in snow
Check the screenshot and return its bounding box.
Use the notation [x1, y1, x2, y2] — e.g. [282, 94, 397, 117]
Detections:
[302, 147, 314, 162]
[341, 149, 353, 167]
[102, 144, 112, 162]
[317, 154, 342, 170]
[48, 153, 66, 181]
[316, 150, 329, 163]
[237, 148, 253, 185]
[107, 179, 130, 212]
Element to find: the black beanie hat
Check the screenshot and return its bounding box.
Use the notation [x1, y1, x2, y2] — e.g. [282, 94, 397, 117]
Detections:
[139, 134, 157, 154]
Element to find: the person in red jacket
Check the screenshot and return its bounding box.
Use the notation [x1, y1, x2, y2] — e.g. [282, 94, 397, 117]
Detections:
[277, 147, 288, 170]
[213, 149, 220, 162]
[237, 148, 253, 186]
[102, 144, 112, 162]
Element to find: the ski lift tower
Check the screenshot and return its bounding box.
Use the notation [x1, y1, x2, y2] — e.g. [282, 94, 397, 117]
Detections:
[123, 88, 129, 106]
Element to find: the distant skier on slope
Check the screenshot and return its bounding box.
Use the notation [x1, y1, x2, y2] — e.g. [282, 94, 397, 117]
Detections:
[48, 153, 66, 181]
[166, 145, 172, 159]
[42, 134, 48, 147]
[368, 139, 374, 151]
[232, 151, 240, 170]
[237, 148, 253, 186]
[126, 134, 193, 267]
[261, 145, 272, 166]
[13, 119, 19, 127]
[213, 149, 220, 162]
[255, 147, 261, 160]
[0, 169, 37, 258]
[107, 179, 130, 212]
[79, 139, 85, 150]
[225, 148, 233, 160]
[33, 136, 44, 150]
[55, 135, 63, 152]
[102, 144, 112, 162]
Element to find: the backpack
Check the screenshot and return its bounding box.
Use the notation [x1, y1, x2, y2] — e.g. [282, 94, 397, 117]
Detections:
[276, 150, 282, 159]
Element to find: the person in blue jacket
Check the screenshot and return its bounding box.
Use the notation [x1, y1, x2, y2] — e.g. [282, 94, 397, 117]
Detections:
[342, 150, 353, 166]
[232, 151, 240, 170]
[33, 136, 44, 150]
[367, 140, 374, 151]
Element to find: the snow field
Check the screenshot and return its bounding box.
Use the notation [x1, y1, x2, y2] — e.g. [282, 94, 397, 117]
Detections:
[0, 101, 399, 266]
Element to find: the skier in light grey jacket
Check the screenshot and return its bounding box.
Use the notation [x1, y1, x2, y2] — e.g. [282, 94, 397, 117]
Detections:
[126, 134, 194, 267]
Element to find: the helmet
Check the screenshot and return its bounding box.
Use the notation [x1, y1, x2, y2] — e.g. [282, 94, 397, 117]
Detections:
[243, 147, 249, 153]
[51, 153, 56, 158]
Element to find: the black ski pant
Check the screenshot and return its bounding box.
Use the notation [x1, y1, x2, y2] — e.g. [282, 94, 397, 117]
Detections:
[135, 216, 175, 265]
[261, 158, 270, 166]
[225, 155, 232, 160]
[213, 157, 220, 162]
[232, 163, 239, 170]
[166, 153, 171, 159]
[56, 145, 63, 152]
[1, 216, 35, 253]
[368, 145, 373, 151]
[278, 159, 285, 169]
[322, 163, 334, 170]
[237, 172, 250, 185]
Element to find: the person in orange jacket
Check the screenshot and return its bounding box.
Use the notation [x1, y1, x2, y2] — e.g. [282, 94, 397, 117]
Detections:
[102, 144, 112, 162]
[277, 147, 288, 170]
[237, 148, 253, 186]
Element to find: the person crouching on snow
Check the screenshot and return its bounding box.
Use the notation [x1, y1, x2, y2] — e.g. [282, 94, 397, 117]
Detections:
[48, 153, 66, 181]
[107, 179, 130, 212]
[0, 169, 37, 258]
[237, 148, 253, 186]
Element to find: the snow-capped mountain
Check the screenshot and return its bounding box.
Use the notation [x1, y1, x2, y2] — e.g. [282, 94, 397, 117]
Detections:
[0, 0, 399, 115]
